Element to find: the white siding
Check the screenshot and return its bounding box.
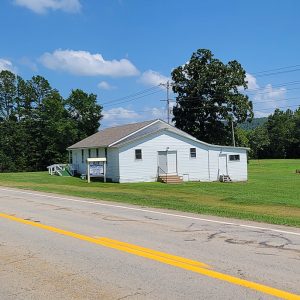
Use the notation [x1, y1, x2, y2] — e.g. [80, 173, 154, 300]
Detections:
[222, 149, 248, 181]
[208, 148, 248, 181]
[118, 130, 211, 183]
[106, 148, 120, 182]
[70, 125, 248, 183]
[71, 148, 105, 175]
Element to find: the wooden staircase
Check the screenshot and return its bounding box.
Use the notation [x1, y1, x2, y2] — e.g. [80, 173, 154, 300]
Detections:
[158, 174, 183, 184]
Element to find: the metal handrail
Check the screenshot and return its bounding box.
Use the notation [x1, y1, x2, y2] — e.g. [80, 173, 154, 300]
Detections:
[157, 166, 168, 182]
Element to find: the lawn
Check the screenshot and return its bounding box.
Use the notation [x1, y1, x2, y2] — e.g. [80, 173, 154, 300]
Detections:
[0, 159, 300, 227]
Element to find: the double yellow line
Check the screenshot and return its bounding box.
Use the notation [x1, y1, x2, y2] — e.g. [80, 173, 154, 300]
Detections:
[1, 212, 299, 299]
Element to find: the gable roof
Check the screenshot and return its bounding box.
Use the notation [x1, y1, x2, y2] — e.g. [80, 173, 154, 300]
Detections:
[68, 119, 249, 151]
[114, 122, 249, 150]
[67, 119, 156, 149]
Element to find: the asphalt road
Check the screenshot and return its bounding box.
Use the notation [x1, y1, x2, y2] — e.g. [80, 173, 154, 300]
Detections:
[0, 187, 300, 300]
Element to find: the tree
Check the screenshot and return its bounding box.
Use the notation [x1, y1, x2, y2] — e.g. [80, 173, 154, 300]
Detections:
[292, 108, 300, 158]
[0, 73, 103, 172]
[171, 49, 253, 145]
[235, 127, 249, 148]
[265, 109, 295, 158]
[66, 89, 103, 141]
[0, 70, 17, 120]
[248, 125, 270, 158]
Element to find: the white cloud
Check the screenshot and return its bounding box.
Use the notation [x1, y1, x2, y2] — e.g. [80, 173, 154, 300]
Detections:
[14, 0, 81, 14]
[150, 107, 165, 119]
[139, 70, 170, 87]
[40, 49, 139, 77]
[238, 73, 287, 116]
[252, 84, 287, 116]
[97, 81, 116, 90]
[102, 107, 141, 122]
[245, 73, 259, 90]
[0, 59, 14, 72]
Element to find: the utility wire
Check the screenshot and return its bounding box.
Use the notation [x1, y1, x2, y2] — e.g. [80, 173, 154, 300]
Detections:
[251, 64, 300, 75]
[254, 68, 300, 78]
[104, 89, 163, 108]
[173, 103, 299, 111]
[101, 85, 162, 106]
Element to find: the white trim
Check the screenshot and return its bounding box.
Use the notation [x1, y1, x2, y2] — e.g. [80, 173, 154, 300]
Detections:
[108, 119, 160, 147]
[68, 119, 250, 151]
[86, 158, 107, 162]
[114, 125, 248, 152]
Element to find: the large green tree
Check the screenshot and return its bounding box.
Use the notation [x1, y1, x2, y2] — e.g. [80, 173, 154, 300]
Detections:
[172, 49, 253, 145]
[66, 89, 103, 141]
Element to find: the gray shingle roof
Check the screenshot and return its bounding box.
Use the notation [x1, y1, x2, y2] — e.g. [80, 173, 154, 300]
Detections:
[67, 120, 156, 149]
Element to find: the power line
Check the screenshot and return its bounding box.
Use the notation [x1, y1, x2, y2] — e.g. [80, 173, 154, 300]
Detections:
[255, 68, 300, 78]
[256, 104, 300, 111]
[253, 96, 299, 105]
[173, 103, 300, 111]
[101, 85, 162, 106]
[172, 94, 299, 104]
[245, 80, 300, 94]
[104, 89, 163, 108]
[251, 64, 300, 75]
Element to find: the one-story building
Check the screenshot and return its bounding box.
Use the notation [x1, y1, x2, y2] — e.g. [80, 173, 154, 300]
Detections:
[67, 119, 248, 183]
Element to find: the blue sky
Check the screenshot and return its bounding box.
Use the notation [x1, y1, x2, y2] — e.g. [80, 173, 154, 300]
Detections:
[1, 0, 300, 127]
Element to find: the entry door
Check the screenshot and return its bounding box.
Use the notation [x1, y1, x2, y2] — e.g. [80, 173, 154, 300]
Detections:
[167, 151, 177, 174]
[158, 151, 177, 174]
[219, 154, 228, 176]
[158, 151, 167, 174]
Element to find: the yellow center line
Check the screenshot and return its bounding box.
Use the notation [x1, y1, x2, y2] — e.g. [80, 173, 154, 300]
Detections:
[1, 212, 299, 300]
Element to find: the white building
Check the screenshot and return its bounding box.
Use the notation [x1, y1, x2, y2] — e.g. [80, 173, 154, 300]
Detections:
[67, 119, 248, 183]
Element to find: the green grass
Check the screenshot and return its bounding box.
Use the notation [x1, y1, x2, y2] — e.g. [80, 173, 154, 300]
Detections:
[0, 159, 300, 227]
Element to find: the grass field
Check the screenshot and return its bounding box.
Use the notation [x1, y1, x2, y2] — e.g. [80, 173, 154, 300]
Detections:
[0, 159, 299, 227]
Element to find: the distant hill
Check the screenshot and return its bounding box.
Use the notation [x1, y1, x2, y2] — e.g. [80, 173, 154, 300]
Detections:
[239, 117, 268, 130]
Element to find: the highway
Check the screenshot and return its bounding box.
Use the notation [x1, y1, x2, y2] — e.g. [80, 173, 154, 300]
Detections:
[0, 187, 300, 299]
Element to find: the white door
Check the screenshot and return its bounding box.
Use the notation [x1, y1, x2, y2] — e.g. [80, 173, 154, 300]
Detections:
[219, 154, 228, 176]
[158, 151, 167, 174]
[158, 151, 177, 174]
[167, 151, 177, 174]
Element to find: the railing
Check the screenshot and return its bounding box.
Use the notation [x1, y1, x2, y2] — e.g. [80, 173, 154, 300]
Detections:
[157, 166, 168, 182]
[47, 164, 70, 176]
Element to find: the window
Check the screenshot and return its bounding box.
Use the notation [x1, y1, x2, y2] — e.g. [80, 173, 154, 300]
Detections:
[88, 149, 91, 158]
[190, 148, 196, 158]
[229, 154, 240, 161]
[135, 149, 142, 160]
[69, 150, 73, 164]
[81, 149, 84, 163]
[96, 149, 99, 157]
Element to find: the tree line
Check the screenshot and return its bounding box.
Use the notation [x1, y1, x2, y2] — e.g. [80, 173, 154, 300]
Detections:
[236, 108, 300, 159]
[0, 70, 102, 172]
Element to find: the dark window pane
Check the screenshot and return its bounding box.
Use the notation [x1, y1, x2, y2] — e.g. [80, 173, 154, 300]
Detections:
[135, 149, 142, 159]
[190, 148, 196, 158]
[229, 155, 240, 161]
